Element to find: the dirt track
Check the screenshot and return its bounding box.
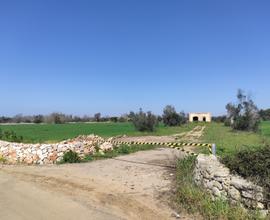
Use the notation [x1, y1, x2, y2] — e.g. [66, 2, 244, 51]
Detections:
[0, 148, 192, 220]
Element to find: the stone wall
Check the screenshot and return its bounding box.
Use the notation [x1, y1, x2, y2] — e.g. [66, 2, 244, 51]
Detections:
[0, 135, 113, 165]
[194, 154, 268, 211]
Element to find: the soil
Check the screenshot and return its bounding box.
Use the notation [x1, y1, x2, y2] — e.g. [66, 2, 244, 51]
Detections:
[0, 126, 206, 220]
[0, 148, 195, 220]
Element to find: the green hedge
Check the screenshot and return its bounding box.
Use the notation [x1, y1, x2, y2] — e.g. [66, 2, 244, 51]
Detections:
[222, 146, 270, 208]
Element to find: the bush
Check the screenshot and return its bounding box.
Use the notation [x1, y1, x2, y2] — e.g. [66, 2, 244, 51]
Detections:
[162, 105, 186, 126]
[0, 129, 23, 142]
[212, 115, 227, 123]
[33, 115, 44, 123]
[129, 109, 158, 132]
[110, 117, 118, 123]
[225, 89, 260, 131]
[259, 109, 270, 121]
[118, 116, 127, 122]
[61, 150, 81, 163]
[222, 146, 270, 207]
[45, 113, 67, 124]
[0, 155, 6, 163]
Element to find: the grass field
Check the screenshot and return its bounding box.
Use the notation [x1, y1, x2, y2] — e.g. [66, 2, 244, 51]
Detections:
[200, 121, 270, 156]
[261, 120, 270, 137]
[1, 121, 270, 157]
[0, 122, 196, 143]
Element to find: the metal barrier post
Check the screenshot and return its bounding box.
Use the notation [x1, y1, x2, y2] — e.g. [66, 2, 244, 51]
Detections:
[211, 144, 216, 156]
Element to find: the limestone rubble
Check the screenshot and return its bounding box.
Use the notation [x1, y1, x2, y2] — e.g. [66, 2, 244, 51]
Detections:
[0, 135, 113, 165]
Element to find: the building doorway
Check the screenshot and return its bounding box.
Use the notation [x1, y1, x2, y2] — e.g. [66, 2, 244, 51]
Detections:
[193, 116, 199, 122]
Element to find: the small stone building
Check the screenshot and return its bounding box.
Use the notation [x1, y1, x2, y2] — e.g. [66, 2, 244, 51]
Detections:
[189, 112, 211, 122]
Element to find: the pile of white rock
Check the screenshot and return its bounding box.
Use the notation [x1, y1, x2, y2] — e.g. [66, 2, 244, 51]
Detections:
[194, 154, 268, 212]
[0, 134, 114, 165]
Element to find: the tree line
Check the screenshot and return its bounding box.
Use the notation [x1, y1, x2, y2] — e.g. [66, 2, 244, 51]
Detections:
[0, 105, 188, 129]
[0, 90, 269, 133]
[0, 113, 130, 124]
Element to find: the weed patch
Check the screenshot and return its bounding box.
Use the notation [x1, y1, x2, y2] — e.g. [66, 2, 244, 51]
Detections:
[0, 155, 6, 163]
[60, 150, 81, 163]
[0, 129, 23, 142]
[88, 144, 156, 160]
[59, 144, 157, 164]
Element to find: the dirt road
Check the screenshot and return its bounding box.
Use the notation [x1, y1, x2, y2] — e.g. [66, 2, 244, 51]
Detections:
[116, 126, 206, 143]
[0, 148, 191, 220]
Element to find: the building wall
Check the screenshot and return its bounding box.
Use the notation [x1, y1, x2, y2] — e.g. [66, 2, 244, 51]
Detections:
[189, 113, 211, 122]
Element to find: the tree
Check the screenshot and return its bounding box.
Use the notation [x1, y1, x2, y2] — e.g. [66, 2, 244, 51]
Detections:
[259, 109, 270, 121]
[45, 113, 66, 124]
[110, 117, 118, 123]
[94, 113, 101, 122]
[33, 115, 44, 124]
[13, 114, 23, 123]
[130, 109, 158, 132]
[225, 89, 260, 131]
[162, 105, 186, 126]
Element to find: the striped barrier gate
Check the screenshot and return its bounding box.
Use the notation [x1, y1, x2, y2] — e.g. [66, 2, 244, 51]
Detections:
[109, 140, 216, 156]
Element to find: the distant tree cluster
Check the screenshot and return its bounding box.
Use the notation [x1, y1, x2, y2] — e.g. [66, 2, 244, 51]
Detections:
[129, 105, 187, 132]
[0, 113, 130, 124]
[162, 105, 187, 126]
[225, 89, 260, 131]
[212, 115, 226, 123]
[0, 105, 189, 133]
[129, 109, 158, 132]
[259, 109, 270, 121]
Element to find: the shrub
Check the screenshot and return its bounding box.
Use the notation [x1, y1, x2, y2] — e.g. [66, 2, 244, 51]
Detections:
[0, 155, 6, 163]
[212, 115, 227, 123]
[110, 117, 118, 123]
[162, 105, 186, 126]
[129, 109, 158, 132]
[118, 116, 127, 122]
[222, 146, 270, 207]
[45, 113, 66, 124]
[33, 115, 44, 123]
[61, 150, 81, 163]
[259, 109, 270, 121]
[0, 129, 23, 142]
[225, 89, 260, 131]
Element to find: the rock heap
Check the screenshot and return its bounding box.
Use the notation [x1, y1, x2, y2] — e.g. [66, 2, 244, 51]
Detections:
[194, 154, 268, 211]
[0, 134, 113, 165]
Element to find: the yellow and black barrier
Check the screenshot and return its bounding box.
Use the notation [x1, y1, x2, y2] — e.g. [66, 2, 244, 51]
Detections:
[108, 140, 215, 156]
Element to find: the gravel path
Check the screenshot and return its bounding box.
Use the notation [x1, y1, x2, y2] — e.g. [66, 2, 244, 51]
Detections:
[115, 126, 206, 143]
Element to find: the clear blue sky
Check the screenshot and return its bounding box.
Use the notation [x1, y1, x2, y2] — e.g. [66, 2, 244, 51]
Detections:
[1, 0, 269, 117]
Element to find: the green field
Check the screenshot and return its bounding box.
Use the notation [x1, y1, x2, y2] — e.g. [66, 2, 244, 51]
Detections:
[0, 122, 196, 143]
[200, 121, 270, 156]
[261, 120, 270, 137]
[1, 121, 270, 157]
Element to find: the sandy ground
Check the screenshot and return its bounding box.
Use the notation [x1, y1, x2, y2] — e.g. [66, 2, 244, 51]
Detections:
[0, 148, 194, 220]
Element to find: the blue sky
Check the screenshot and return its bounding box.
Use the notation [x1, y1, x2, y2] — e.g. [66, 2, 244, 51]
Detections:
[0, 0, 269, 116]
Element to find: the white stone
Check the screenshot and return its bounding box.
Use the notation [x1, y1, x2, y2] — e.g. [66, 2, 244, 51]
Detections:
[228, 186, 241, 201]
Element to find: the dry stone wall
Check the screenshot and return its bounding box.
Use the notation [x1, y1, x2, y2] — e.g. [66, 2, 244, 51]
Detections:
[194, 154, 268, 211]
[0, 135, 113, 165]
